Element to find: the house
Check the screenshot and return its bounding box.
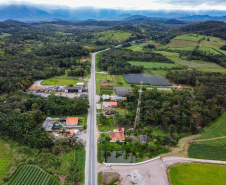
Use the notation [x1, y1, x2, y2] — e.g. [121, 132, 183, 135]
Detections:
[80, 56, 90, 61]
[140, 135, 147, 143]
[65, 117, 79, 126]
[118, 127, 124, 133]
[42, 117, 54, 132]
[109, 132, 125, 142]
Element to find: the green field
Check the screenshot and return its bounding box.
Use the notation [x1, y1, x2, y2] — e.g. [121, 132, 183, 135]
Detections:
[0, 141, 13, 182]
[95, 31, 131, 41]
[166, 40, 198, 48]
[129, 61, 178, 69]
[41, 74, 87, 85]
[0, 32, 11, 38]
[169, 163, 226, 185]
[173, 34, 205, 42]
[188, 113, 226, 161]
[8, 165, 59, 185]
[154, 51, 224, 71]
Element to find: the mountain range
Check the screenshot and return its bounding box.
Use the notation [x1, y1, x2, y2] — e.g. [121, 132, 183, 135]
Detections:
[0, 4, 226, 22]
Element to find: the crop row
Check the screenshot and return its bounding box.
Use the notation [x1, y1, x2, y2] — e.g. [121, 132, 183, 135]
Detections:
[8, 165, 59, 185]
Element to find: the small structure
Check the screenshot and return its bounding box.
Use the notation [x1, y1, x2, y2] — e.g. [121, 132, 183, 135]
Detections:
[42, 117, 54, 132]
[105, 110, 116, 115]
[109, 102, 117, 108]
[65, 117, 79, 126]
[109, 132, 125, 142]
[80, 56, 90, 61]
[139, 135, 147, 143]
[102, 95, 110, 100]
[114, 96, 123, 102]
[115, 87, 132, 97]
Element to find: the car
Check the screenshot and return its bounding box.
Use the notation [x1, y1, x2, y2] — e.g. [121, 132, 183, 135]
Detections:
[76, 136, 79, 138]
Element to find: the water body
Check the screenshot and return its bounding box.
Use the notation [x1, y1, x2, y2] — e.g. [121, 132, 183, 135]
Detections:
[105, 150, 137, 163]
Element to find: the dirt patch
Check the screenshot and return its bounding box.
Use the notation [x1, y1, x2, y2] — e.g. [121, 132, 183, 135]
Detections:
[101, 172, 120, 185]
[99, 83, 114, 86]
[57, 175, 67, 185]
[4, 143, 11, 150]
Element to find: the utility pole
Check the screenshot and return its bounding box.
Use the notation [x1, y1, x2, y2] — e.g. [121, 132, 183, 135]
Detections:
[134, 81, 143, 129]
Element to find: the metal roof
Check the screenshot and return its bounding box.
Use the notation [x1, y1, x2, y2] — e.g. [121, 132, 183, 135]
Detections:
[123, 74, 171, 86]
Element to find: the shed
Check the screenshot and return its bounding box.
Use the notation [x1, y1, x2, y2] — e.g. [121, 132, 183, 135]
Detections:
[140, 135, 147, 143]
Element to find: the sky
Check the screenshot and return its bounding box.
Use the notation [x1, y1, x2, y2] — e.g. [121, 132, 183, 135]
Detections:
[1, 0, 226, 10]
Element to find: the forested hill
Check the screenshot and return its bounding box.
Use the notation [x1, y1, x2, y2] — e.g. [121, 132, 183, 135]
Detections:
[179, 21, 226, 40]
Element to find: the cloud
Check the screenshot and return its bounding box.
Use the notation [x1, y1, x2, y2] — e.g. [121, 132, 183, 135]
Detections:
[0, 0, 226, 10]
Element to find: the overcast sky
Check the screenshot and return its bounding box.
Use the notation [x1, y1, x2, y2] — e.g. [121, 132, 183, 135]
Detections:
[1, 0, 226, 10]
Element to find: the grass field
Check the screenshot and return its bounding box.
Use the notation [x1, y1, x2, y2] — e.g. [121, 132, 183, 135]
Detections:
[188, 113, 226, 161]
[95, 31, 131, 41]
[154, 51, 224, 71]
[0, 141, 13, 182]
[8, 165, 59, 185]
[41, 74, 87, 85]
[0, 32, 11, 38]
[166, 40, 198, 48]
[128, 61, 178, 69]
[169, 163, 226, 185]
[173, 34, 205, 42]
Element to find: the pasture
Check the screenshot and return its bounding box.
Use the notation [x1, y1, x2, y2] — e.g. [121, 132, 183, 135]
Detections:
[8, 165, 59, 185]
[173, 34, 205, 42]
[0, 141, 12, 183]
[128, 61, 178, 69]
[188, 113, 226, 161]
[169, 163, 226, 185]
[41, 74, 87, 85]
[166, 40, 198, 48]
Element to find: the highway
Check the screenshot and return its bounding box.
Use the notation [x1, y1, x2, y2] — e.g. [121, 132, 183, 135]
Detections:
[86, 52, 97, 185]
[85, 48, 111, 185]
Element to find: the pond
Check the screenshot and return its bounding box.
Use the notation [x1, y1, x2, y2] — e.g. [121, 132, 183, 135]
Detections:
[105, 150, 137, 163]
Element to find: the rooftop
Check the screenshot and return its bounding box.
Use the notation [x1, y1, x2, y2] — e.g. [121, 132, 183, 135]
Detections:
[109, 102, 117, 106]
[42, 118, 54, 132]
[66, 117, 79, 125]
[140, 135, 147, 143]
[115, 87, 132, 96]
[109, 132, 125, 141]
[123, 74, 171, 86]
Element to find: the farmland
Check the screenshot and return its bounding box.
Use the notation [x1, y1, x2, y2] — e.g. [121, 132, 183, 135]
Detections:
[169, 163, 226, 185]
[188, 113, 226, 161]
[166, 40, 198, 49]
[8, 165, 59, 185]
[173, 34, 205, 42]
[128, 61, 178, 69]
[0, 141, 13, 183]
[41, 74, 87, 85]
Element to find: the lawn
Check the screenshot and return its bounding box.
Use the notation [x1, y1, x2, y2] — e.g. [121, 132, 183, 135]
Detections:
[188, 113, 226, 161]
[144, 69, 168, 77]
[128, 61, 178, 69]
[97, 115, 118, 132]
[41, 74, 87, 85]
[95, 31, 132, 41]
[169, 163, 226, 185]
[0, 141, 13, 183]
[173, 34, 205, 42]
[197, 68, 226, 73]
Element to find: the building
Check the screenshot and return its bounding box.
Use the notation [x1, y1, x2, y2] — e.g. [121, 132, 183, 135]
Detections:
[80, 56, 90, 61]
[109, 132, 125, 142]
[42, 117, 54, 132]
[109, 102, 117, 108]
[65, 117, 79, 126]
[140, 135, 147, 143]
[115, 87, 132, 97]
[102, 95, 110, 100]
[105, 110, 116, 115]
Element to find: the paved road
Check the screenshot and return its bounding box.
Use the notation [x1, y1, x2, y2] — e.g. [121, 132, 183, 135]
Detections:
[86, 52, 97, 185]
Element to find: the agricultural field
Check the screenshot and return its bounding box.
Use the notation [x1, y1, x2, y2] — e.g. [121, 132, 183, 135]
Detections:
[8, 165, 59, 185]
[95, 31, 132, 41]
[173, 34, 205, 42]
[166, 40, 198, 49]
[0, 140, 13, 183]
[154, 51, 225, 72]
[188, 113, 226, 161]
[0, 32, 11, 38]
[128, 61, 178, 69]
[169, 163, 226, 185]
[41, 74, 87, 85]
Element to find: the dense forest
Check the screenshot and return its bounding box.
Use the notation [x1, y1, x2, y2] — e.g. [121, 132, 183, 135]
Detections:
[0, 92, 89, 148]
[98, 48, 173, 74]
